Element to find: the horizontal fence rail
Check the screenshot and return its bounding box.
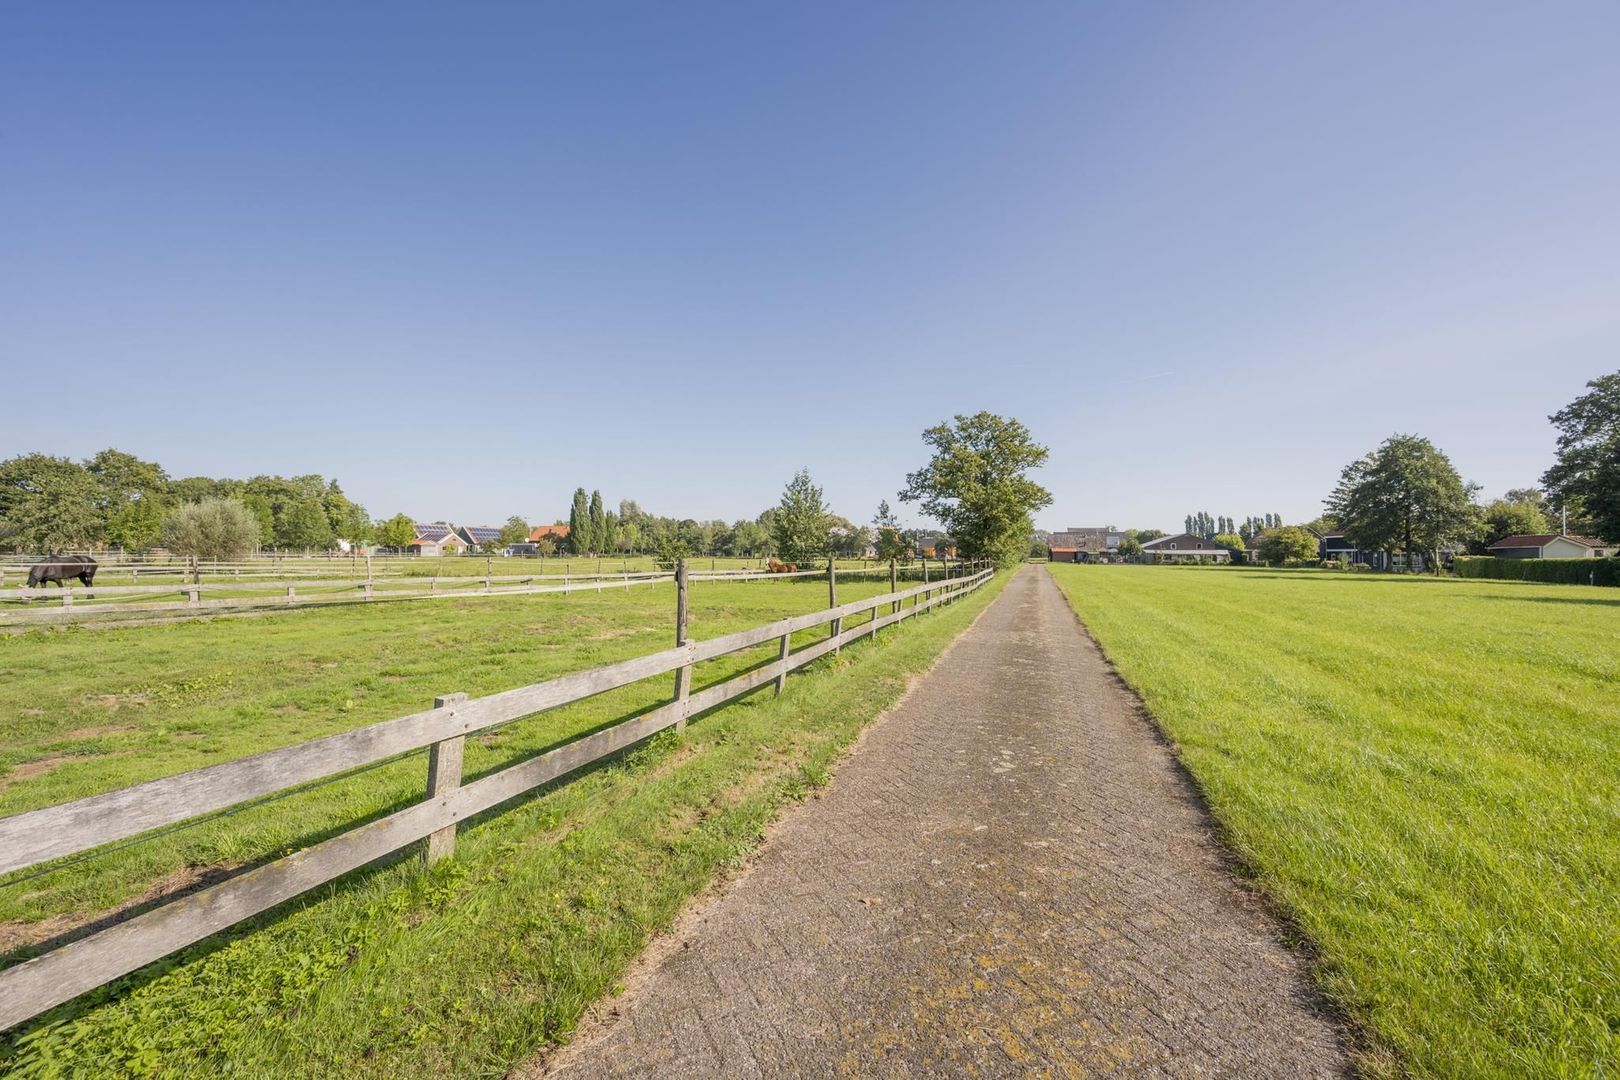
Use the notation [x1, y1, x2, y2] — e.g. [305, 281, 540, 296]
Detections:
[0, 564, 994, 1030]
[0, 560, 968, 626]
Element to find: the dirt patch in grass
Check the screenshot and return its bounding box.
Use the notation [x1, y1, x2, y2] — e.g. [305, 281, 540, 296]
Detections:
[589, 627, 652, 641]
[0, 863, 240, 958]
[87, 692, 150, 710]
[0, 757, 73, 789]
[65, 726, 138, 740]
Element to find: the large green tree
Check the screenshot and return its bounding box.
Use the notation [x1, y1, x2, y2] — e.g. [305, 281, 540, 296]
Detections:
[87, 448, 171, 550]
[1327, 434, 1479, 571]
[1475, 497, 1550, 552]
[106, 497, 165, 552]
[498, 516, 530, 548]
[322, 480, 371, 545]
[278, 498, 335, 550]
[376, 513, 417, 549]
[726, 518, 770, 557]
[0, 454, 102, 552]
[568, 488, 592, 554]
[772, 468, 831, 564]
[899, 412, 1052, 568]
[1541, 371, 1620, 541]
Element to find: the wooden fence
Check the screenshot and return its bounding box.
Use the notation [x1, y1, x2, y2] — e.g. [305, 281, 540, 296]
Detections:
[0, 559, 969, 627]
[0, 561, 994, 1030]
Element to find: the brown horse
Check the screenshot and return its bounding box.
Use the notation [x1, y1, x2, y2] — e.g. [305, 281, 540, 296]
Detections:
[25, 554, 98, 598]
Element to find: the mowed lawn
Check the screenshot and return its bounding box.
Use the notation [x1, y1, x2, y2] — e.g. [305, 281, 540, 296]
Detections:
[0, 570, 1005, 1077]
[1047, 564, 1619, 1077]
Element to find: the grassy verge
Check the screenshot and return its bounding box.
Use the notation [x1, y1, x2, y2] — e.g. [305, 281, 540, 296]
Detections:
[1046, 564, 1619, 1077]
[1, 570, 1007, 1076]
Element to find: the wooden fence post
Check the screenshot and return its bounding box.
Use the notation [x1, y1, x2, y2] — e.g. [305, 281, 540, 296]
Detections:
[425, 692, 468, 862]
[775, 629, 791, 695]
[827, 557, 840, 652]
[674, 559, 691, 731]
[890, 559, 898, 615]
[187, 585, 200, 607]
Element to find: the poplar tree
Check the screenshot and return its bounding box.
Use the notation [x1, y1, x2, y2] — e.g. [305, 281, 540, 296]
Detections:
[588, 490, 606, 556]
[569, 488, 591, 554]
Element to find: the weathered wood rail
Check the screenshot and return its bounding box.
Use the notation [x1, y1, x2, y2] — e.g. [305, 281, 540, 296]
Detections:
[0, 561, 959, 626]
[0, 563, 994, 1030]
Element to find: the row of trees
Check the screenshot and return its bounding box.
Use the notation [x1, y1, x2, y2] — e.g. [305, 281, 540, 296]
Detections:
[636, 412, 1052, 569]
[1181, 513, 1284, 542]
[1158, 374, 1618, 573]
[1317, 371, 1618, 569]
[0, 449, 371, 554]
[2, 409, 1057, 572]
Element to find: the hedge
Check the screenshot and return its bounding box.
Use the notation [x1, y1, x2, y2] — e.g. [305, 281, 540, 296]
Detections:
[1453, 556, 1620, 586]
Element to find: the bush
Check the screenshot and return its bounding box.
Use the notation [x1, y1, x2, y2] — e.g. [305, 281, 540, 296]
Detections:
[1256, 526, 1320, 566]
[163, 498, 262, 561]
[1453, 556, 1620, 587]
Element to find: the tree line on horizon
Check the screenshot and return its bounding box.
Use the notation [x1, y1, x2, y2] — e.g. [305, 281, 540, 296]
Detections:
[0, 411, 1058, 570]
[0, 450, 370, 557]
[1154, 371, 1620, 569]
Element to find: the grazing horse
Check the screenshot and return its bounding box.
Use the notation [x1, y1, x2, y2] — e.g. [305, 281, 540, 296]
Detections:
[25, 554, 97, 599]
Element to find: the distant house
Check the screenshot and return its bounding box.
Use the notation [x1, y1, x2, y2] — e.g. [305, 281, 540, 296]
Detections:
[1486, 534, 1608, 559]
[527, 524, 571, 544]
[914, 534, 955, 558]
[1317, 533, 1369, 564]
[1047, 527, 1124, 563]
[410, 522, 468, 557]
[456, 525, 503, 551]
[1140, 533, 1231, 563]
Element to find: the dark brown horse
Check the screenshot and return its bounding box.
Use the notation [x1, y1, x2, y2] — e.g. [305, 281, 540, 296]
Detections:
[25, 554, 97, 598]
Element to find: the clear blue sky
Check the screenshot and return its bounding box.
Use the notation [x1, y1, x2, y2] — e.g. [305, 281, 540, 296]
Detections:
[5, 2, 1617, 533]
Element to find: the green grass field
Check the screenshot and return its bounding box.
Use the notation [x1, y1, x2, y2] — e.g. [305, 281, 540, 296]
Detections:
[0, 570, 1006, 1077]
[1047, 564, 1619, 1078]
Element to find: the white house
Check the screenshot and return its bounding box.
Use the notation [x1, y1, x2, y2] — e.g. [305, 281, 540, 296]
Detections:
[1486, 534, 1609, 559]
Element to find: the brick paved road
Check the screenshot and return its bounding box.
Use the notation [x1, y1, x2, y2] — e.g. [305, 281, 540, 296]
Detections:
[536, 566, 1348, 1077]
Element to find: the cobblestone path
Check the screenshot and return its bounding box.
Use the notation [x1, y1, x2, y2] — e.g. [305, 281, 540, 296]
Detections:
[537, 566, 1348, 1078]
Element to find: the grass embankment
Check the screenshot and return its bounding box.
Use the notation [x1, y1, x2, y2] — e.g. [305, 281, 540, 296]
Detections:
[0, 569, 1006, 1076]
[1047, 565, 1619, 1077]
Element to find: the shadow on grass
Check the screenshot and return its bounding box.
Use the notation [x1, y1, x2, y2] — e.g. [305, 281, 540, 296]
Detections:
[1472, 593, 1620, 607]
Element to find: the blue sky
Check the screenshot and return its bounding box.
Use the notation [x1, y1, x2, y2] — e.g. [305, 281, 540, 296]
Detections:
[5, 2, 1617, 533]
